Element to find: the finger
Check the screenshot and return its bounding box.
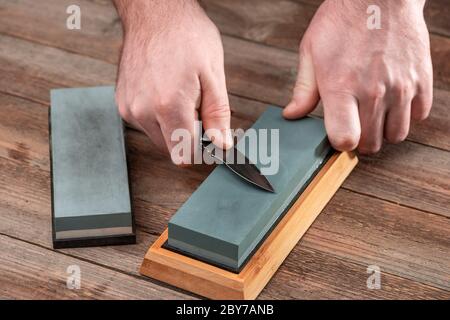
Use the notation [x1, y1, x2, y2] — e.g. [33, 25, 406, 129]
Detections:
[200, 70, 233, 149]
[384, 86, 413, 144]
[116, 94, 145, 132]
[156, 103, 197, 165]
[358, 96, 386, 154]
[138, 118, 168, 154]
[127, 107, 167, 153]
[118, 96, 168, 153]
[321, 92, 361, 151]
[283, 43, 319, 119]
[411, 83, 433, 121]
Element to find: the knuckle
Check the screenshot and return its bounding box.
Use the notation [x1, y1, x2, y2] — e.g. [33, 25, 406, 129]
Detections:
[153, 97, 177, 120]
[386, 130, 408, 144]
[128, 102, 146, 122]
[115, 93, 131, 122]
[117, 103, 132, 123]
[403, 81, 415, 95]
[204, 103, 231, 120]
[294, 79, 315, 93]
[390, 82, 405, 97]
[365, 83, 386, 101]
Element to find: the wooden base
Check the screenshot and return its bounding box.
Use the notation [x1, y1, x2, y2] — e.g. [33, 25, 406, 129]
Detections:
[140, 151, 358, 299]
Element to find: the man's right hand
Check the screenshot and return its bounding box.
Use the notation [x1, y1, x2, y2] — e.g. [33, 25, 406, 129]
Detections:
[114, 0, 233, 164]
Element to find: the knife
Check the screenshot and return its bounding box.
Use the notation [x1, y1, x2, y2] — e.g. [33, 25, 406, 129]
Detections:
[201, 134, 275, 193]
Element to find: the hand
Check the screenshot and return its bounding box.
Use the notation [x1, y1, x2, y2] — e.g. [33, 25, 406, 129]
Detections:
[114, 0, 233, 164]
[283, 0, 433, 154]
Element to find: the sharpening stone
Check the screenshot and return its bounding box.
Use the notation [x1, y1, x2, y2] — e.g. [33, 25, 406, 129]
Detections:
[167, 106, 333, 272]
[50, 86, 135, 248]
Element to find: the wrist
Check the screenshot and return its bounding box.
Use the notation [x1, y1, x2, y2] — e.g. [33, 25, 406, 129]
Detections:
[338, 0, 425, 15]
[114, 0, 197, 35]
[330, 0, 426, 27]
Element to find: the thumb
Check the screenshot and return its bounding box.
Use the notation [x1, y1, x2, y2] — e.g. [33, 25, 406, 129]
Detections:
[283, 44, 319, 119]
[200, 71, 233, 149]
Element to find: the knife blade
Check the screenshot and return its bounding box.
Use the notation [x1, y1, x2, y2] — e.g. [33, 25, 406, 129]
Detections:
[202, 139, 275, 193]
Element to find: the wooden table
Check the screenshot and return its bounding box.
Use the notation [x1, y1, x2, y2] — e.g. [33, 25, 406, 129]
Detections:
[0, 0, 449, 299]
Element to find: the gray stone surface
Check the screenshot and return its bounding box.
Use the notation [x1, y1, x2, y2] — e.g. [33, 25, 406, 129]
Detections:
[50, 86, 134, 244]
[168, 106, 332, 271]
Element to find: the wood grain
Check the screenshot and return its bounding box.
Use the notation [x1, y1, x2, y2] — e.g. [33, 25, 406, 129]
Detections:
[0, 23, 450, 156]
[0, 0, 449, 300]
[0, 235, 191, 299]
[4, 141, 446, 299]
[0, 0, 449, 97]
[259, 245, 449, 300]
[0, 93, 448, 298]
[346, 142, 450, 217]
[0, 5, 448, 151]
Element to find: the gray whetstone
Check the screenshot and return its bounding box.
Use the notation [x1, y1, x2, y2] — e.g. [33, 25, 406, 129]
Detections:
[168, 106, 332, 271]
[50, 86, 135, 248]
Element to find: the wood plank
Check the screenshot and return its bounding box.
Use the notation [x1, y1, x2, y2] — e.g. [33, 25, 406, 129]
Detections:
[259, 246, 449, 300]
[408, 89, 450, 151]
[0, 93, 448, 295]
[0, 0, 449, 99]
[423, 0, 450, 37]
[0, 234, 191, 299]
[1, 148, 448, 299]
[346, 142, 450, 217]
[0, 31, 449, 153]
[1, 0, 448, 92]
[306, 189, 450, 290]
[0, 0, 122, 64]
[0, 0, 450, 149]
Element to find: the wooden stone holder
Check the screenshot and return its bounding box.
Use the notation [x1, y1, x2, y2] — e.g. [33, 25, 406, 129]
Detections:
[140, 151, 358, 299]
